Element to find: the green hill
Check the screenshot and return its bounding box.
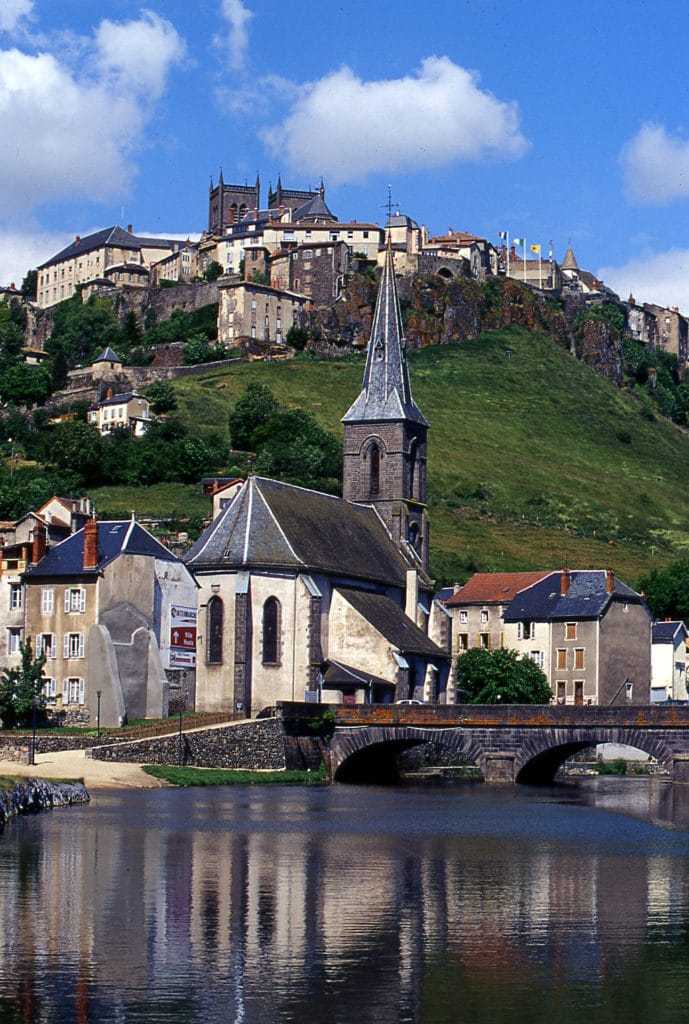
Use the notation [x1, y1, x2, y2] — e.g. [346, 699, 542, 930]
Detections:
[92, 325, 689, 587]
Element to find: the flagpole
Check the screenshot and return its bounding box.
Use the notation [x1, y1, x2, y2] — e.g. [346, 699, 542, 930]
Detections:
[539, 252, 542, 289]
[523, 241, 526, 282]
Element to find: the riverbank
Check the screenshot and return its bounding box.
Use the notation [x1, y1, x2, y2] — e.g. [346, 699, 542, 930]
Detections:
[0, 749, 167, 790]
[0, 777, 89, 825]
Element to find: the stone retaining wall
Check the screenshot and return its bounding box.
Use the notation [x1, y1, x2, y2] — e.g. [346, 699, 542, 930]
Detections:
[89, 718, 289, 770]
[0, 780, 89, 825]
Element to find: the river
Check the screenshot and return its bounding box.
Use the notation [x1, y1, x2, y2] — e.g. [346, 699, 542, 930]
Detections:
[1, 778, 689, 1024]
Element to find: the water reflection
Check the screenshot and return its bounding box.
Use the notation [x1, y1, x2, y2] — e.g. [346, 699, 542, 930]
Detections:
[1, 781, 689, 1023]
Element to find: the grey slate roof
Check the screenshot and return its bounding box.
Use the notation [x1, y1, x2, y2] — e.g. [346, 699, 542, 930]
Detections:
[504, 570, 644, 623]
[24, 519, 179, 579]
[335, 588, 446, 657]
[292, 193, 337, 223]
[184, 476, 415, 587]
[39, 227, 178, 270]
[652, 620, 687, 643]
[93, 347, 122, 364]
[322, 660, 394, 690]
[342, 244, 428, 426]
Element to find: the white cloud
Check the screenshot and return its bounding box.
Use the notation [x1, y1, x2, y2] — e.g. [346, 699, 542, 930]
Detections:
[215, 0, 253, 71]
[0, 0, 33, 34]
[262, 56, 529, 185]
[0, 224, 74, 285]
[0, 14, 185, 220]
[94, 10, 186, 99]
[621, 123, 689, 204]
[599, 249, 689, 314]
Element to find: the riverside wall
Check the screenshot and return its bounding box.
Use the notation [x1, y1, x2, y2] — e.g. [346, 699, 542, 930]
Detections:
[0, 779, 89, 825]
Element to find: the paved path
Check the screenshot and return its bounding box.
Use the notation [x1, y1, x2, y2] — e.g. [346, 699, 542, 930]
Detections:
[0, 749, 167, 790]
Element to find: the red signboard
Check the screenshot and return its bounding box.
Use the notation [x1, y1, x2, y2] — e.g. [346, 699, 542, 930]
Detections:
[170, 626, 197, 650]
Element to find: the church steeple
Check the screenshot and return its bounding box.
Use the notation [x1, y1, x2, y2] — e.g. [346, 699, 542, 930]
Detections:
[342, 244, 430, 569]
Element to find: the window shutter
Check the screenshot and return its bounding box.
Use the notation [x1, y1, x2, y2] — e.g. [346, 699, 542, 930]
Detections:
[78, 634, 84, 659]
[64, 590, 70, 613]
[79, 589, 86, 613]
[51, 634, 57, 659]
[62, 679, 68, 704]
[35, 635, 41, 657]
[63, 634, 69, 659]
[79, 678, 85, 705]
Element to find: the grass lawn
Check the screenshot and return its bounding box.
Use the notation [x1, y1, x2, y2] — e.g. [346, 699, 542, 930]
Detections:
[143, 765, 328, 786]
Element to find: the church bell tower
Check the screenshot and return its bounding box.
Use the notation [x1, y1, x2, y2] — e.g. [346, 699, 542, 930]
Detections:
[342, 243, 430, 570]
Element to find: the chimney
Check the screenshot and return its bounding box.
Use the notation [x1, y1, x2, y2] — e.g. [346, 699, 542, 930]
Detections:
[127, 224, 133, 234]
[83, 519, 98, 570]
[405, 569, 419, 621]
[32, 523, 47, 565]
[560, 567, 571, 596]
[606, 568, 615, 594]
[75, 235, 81, 245]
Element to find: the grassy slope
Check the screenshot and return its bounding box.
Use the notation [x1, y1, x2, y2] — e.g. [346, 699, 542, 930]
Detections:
[92, 327, 689, 585]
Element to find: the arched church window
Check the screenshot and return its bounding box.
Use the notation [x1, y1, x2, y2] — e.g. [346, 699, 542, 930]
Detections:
[262, 597, 281, 665]
[369, 443, 380, 497]
[207, 596, 223, 664]
[409, 520, 420, 552]
[409, 439, 418, 500]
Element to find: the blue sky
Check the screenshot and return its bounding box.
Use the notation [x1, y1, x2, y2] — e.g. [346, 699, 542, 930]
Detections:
[3, 1, 689, 311]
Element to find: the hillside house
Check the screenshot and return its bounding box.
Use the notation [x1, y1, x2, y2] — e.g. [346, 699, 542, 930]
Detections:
[651, 620, 688, 702]
[269, 240, 349, 305]
[217, 279, 306, 348]
[23, 517, 197, 727]
[444, 572, 552, 656]
[88, 391, 151, 436]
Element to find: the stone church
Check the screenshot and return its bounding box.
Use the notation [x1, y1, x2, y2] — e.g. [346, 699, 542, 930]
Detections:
[185, 245, 452, 714]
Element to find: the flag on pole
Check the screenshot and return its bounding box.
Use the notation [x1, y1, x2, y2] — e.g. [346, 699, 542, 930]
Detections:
[530, 244, 541, 254]
[498, 231, 508, 240]
[513, 237, 525, 247]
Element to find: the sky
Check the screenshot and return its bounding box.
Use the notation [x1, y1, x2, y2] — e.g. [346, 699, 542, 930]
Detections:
[4, 1, 689, 312]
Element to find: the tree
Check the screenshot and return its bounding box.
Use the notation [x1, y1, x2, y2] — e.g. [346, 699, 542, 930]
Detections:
[48, 420, 104, 485]
[286, 325, 308, 351]
[0, 363, 52, 405]
[145, 379, 177, 413]
[20, 269, 38, 300]
[203, 260, 224, 282]
[456, 647, 552, 705]
[637, 559, 689, 622]
[228, 382, 279, 450]
[253, 407, 342, 490]
[0, 639, 47, 729]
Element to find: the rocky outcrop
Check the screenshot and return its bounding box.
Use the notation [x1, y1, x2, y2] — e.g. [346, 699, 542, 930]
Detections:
[0, 779, 89, 825]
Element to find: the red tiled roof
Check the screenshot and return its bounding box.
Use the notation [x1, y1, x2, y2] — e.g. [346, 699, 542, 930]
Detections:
[445, 571, 553, 607]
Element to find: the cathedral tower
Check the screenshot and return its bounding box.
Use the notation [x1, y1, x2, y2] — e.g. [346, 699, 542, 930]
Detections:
[342, 244, 430, 569]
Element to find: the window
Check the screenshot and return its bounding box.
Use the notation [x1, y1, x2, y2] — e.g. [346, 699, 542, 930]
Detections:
[7, 628, 22, 655]
[63, 678, 85, 705]
[459, 611, 468, 624]
[556, 648, 567, 670]
[369, 443, 380, 497]
[262, 597, 281, 665]
[43, 678, 57, 702]
[556, 680, 566, 703]
[64, 587, 86, 613]
[574, 648, 585, 670]
[529, 650, 544, 669]
[625, 681, 633, 700]
[36, 633, 57, 660]
[207, 596, 223, 664]
[64, 633, 85, 659]
[480, 610, 489, 624]
[41, 588, 54, 614]
[9, 583, 22, 610]
[517, 621, 533, 640]
[565, 622, 577, 640]
[479, 633, 490, 649]
[457, 633, 469, 652]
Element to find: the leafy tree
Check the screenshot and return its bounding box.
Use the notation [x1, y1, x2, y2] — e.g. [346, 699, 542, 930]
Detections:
[228, 382, 279, 450]
[45, 294, 124, 368]
[0, 640, 47, 729]
[48, 420, 104, 484]
[637, 559, 689, 621]
[456, 647, 552, 704]
[203, 260, 224, 282]
[0, 363, 52, 405]
[0, 302, 25, 373]
[145, 379, 177, 413]
[286, 325, 309, 351]
[183, 334, 227, 365]
[20, 269, 38, 300]
[253, 408, 342, 490]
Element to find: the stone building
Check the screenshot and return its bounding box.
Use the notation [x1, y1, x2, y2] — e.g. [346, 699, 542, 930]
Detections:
[217, 279, 306, 348]
[185, 245, 451, 714]
[208, 173, 261, 234]
[444, 572, 552, 656]
[269, 240, 349, 305]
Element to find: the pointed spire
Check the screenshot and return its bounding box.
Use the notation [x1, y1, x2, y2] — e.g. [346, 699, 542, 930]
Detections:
[562, 243, 579, 271]
[342, 243, 428, 425]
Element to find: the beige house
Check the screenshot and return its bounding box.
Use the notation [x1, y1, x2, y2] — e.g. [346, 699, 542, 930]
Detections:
[217, 280, 306, 347]
[150, 242, 200, 286]
[651, 621, 688, 703]
[88, 391, 151, 436]
[36, 225, 183, 308]
[23, 517, 197, 726]
[444, 572, 551, 657]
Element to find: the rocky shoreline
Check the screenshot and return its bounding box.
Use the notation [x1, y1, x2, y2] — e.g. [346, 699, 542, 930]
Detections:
[0, 779, 90, 826]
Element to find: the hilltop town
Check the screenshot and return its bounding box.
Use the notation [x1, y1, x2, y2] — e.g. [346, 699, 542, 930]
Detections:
[1, 175, 689, 736]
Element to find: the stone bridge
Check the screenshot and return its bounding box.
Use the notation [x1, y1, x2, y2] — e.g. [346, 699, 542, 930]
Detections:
[278, 703, 689, 785]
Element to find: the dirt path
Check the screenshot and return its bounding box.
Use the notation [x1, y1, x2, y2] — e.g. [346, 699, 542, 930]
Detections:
[0, 749, 167, 790]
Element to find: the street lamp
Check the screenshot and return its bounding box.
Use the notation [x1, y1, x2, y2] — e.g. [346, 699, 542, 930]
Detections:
[29, 681, 37, 766]
[96, 689, 102, 738]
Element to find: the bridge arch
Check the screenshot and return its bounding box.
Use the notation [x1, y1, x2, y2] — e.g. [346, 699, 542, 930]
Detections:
[515, 727, 675, 785]
[329, 727, 482, 784]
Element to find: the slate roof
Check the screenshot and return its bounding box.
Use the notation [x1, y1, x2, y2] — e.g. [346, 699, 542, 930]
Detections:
[335, 588, 446, 658]
[503, 570, 644, 623]
[322, 660, 394, 690]
[99, 392, 138, 407]
[184, 476, 415, 588]
[38, 227, 178, 270]
[93, 347, 122, 364]
[342, 243, 428, 427]
[445, 571, 552, 607]
[24, 519, 179, 579]
[292, 192, 337, 223]
[652, 620, 687, 643]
